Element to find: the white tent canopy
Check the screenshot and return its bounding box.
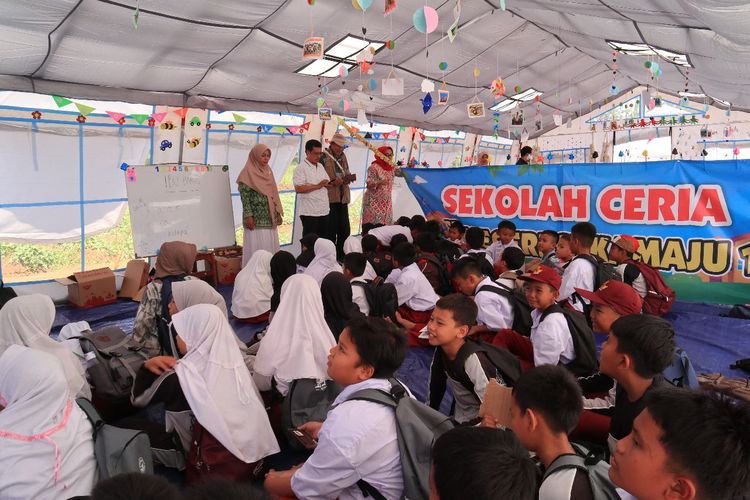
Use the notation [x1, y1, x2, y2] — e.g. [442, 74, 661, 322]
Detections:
[2, 0, 748, 137]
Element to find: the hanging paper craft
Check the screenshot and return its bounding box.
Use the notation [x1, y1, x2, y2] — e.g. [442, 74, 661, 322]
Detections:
[448, 0, 461, 42]
[131, 114, 149, 125]
[367, 78, 378, 91]
[160, 121, 175, 130]
[552, 111, 563, 126]
[421, 79, 435, 92]
[339, 99, 350, 112]
[173, 107, 189, 119]
[490, 77, 505, 97]
[386, 39, 396, 49]
[421, 93, 433, 114]
[75, 103, 96, 116]
[316, 97, 326, 108]
[382, 68, 404, 96]
[339, 65, 349, 78]
[357, 108, 368, 125]
[186, 137, 200, 148]
[384, 0, 397, 14]
[150, 111, 167, 123]
[467, 100, 485, 118]
[107, 111, 126, 123]
[413, 6, 439, 34]
[189, 116, 201, 126]
[353, 0, 373, 10]
[511, 109, 524, 126]
[232, 113, 247, 123]
[52, 96, 72, 108]
[303, 37, 325, 59]
[438, 87, 450, 106]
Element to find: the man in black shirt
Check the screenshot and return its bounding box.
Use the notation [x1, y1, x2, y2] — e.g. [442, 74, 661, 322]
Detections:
[516, 145, 533, 165]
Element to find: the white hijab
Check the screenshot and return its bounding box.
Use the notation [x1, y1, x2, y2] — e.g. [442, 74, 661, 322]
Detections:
[173, 280, 228, 318]
[0, 345, 97, 500]
[254, 274, 336, 385]
[343, 235, 362, 254]
[0, 295, 91, 399]
[304, 239, 342, 286]
[173, 304, 279, 464]
[232, 250, 273, 318]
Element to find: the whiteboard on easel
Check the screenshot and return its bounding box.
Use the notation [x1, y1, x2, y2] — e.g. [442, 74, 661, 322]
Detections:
[124, 164, 236, 257]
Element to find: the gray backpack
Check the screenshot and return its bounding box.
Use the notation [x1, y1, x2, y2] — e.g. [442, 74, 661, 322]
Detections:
[347, 378, 454, 500]
[282, 378, 342, 450]
[76, 398, 154, 479]
[542, 445, 620, 500]
[74, 327, 150, 401]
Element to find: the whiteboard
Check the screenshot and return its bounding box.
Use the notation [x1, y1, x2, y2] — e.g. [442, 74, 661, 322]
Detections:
[124, 164, 236, 257]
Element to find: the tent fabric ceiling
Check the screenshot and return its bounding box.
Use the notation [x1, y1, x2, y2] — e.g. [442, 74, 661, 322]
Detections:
[1, 0, 748, 136]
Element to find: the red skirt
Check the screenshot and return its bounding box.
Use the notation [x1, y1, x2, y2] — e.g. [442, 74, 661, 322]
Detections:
[398, 306, 433, 347]
[491, 329, 535, 371]
[234, 310, 270, 324]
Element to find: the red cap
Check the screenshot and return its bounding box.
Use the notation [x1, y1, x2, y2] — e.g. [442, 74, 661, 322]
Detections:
[612, 235, 639, 254]
[575, 280, 643, 316]
[518, 264, 562, 290]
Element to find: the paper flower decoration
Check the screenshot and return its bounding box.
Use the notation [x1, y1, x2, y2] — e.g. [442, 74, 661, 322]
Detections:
[228, 124, 235, 130]
[147, 118, 156, 127]
[117, 117, 126, 125]
[31, 110, 42, 119]
[413, 6, 439, 34]
[76, 115, 86, 123]
[490, 77, 505, 97]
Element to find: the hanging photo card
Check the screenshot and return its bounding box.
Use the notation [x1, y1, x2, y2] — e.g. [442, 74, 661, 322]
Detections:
[438, 89, 450, 105]
[467, 101, 485, 118]
[318, 107, 332, 121]
[303, 37, 325, 59]
[511, 109, 524, 126]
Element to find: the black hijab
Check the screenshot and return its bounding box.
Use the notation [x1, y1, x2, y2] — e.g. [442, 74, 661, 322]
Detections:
[270, 251, 297, 312]
[321, 272, 364, 340]
[296, 233, 319, 269]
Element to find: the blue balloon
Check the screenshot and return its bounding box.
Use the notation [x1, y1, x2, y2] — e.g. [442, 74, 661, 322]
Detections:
[421, 92, 433, 114]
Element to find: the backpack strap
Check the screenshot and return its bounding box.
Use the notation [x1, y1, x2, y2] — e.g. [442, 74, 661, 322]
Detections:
[76, 398, 110, 477]
[540, 302, 565, 322]
[356, 480, 387, 500]
[622, 260, 641, 286]
[542, 453, 588, 481]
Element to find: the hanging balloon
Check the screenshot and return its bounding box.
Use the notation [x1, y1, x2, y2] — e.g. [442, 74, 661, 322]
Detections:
[339, 65, 348, 78]
[413, 6, 439, 34]
[386, 39, 396, 50]
[368, 78, 378, 91]
[321, 85, 329, 95]
[439, 61, 448, 71]
[316, 97, 325, 107]
[514, 84, 522, 93]
[352, 0, 373, 10]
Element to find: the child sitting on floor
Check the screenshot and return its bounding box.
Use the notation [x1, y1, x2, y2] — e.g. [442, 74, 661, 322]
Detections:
[556, 234, 573, 269]
[487, 220, 519, 265]
[495, 246, 526, 290]
[451, 258, 514, 339]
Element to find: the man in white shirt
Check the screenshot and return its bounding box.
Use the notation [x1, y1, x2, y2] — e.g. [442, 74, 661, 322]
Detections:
[558, 222, 597, 313]
[368, 224, 413, 247]
[264, 317, 408, 500]
[294, 139, 331, 238]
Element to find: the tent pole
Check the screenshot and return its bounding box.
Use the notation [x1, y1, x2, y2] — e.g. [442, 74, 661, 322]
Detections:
[177, 97, 187, 164]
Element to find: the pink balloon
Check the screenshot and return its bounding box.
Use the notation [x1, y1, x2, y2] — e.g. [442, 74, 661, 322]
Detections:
[423, 7, 439, 34]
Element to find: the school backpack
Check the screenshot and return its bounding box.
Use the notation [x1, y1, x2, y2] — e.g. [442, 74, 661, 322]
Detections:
[542, 444, 621, 500]
[476, 282, 534, 336]
[348, 378, 454, 500]
[623, 259, 676, 316]
[281, 378, 342, 450]
[74, 327, 150, 401]
[0, 280, 17, 310]
[466, 251, 497, 280]
[574, 254, 622, 289]
[157, 275, 188, 356]
[367, 252, 395, 280]
[417, 253, 453, 296]
[453, 338, 522, 390]
[541, 304, 599, 377]
[663, 348, 699, 389]
[352, 280, 399, 322]
[76, 398, 153, 479]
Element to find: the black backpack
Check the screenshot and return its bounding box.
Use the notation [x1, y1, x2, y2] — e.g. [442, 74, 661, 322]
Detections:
[157, 275, 187, 356]
[476, 282, 534, 336]
[366, 252, 395, 280]
[417, 254, 453, 296]
[541, 304, 598, 377]
[453, 338, 522, 391]
[0, 280, 17, 311]
[352, 280, 399, 322]
[281, 378, 342, 450]
[466, 252, 497, 280]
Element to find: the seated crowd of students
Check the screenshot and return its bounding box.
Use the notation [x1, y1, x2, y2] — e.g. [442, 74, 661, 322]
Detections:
[0, 216, 749, 500]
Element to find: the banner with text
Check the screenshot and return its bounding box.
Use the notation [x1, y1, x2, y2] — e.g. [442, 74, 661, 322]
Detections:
[403, 160, 750, 303]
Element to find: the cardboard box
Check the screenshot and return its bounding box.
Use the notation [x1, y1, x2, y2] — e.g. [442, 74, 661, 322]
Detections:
[215, 255, 242, 285]
[56, 268, 117, 308]
[118, 259, 150, 300]
[479, 379, 514, 428]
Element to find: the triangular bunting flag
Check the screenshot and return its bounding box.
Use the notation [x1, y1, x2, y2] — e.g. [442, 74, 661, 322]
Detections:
[150, 111, 168, 123]
[106, 111, 126, 123]
[232, 113, 247, 123]
[264, 125, 273, 133]
[372, 132, 381, 140]
[287, 126, 300, 135]
[173, 107, 189, 119]
[130, 114, 149, 125]
[53, 96, 72, 108]
[75, 103, 96, 116]
[300, 122, 311, 131]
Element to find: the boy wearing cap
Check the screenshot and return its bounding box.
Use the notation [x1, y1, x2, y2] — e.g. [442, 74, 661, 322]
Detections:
[576, 280, 643, 334]
[323, 132, 357, 259]
[609, 235, 647, 299]
[493, 265, 576, 372]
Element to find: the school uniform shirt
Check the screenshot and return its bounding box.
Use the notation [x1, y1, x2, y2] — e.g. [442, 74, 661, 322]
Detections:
[291, 378, 403, 500]
[486, 239, 519, 265]
[540, 250, 563, 273]
[385, 263, 439, 312]
[558, 257, 596, 313]
[368, 225, 413, 246]
[496, 270, 522, 291]
[539, 458, 595, 500]
[460, 248, 494, 267]
[616, 263, 647, 298]
[606, 376, 667, 456]
[474, 277, 515, 331]
[293, 159, 330, 217]
[530, 309, 575, 367]
[351, 278, 371, 316]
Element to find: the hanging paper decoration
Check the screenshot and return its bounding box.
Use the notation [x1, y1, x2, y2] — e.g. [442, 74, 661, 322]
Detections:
[467, 100, 485, 118]
[133, 0, 140, 28]
[52, 96, 72, 108]
[368, 78, 378, 91]
[438, 87, 450, 106]
[232, 113, 246, 123]
[448, 0, 461, 43]
[382, 68, 404, 95]
[150, 111, 167, 123]
[552, 111, 562, 126]
[189, 116, 201, 126]
[384, 0, 397, 14]
[160, 121, 175, 130]
[421, 79, 435, 92]
[439, 61, 448, 71]
[421, 93, 433, 114]
[321, 85, 329, 95]
[609, 85, 619, 95]
[513, 84, 522, 93]
[303, 37, 325, 59]
[308, 0, 315, 4]
[316, 97, 326, 107]
[186, 137, 200, 148]
[357, 108, 368, 125]
[339, 99, 350, 112]
[173, 107, 189, 119]
[31, 110, 42, 119]
[353, 0, 373, 10]
[107, 111, 126, 123]
[490, 77, 505, 97]
[339, 65, 349, 78]
[734, 147, 741, 156]
[131, 114, 149, 125]
[386, 39, 396, 49]
[412, 6, 439, 34]
[75, 103, 95, 116]
[473, 67, 481, 78]
[76, 115, 86, 124]
[546, 153, 554, 161]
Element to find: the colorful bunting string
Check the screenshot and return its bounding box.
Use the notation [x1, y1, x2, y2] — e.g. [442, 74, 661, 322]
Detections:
[75, 103, 96, 116]
[52, 96, 72, 108]
[131, 114, 149, 125]
[106, 111, 126, 123]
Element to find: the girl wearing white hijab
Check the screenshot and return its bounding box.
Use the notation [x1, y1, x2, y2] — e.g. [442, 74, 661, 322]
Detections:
[0, 345, 97, 500]
[343, 235, 362, 255]
[0, 295, 91, 399]
[231, 249, 273, 321]
[253, 274, 336, 396]
[304, 238, 342, 286]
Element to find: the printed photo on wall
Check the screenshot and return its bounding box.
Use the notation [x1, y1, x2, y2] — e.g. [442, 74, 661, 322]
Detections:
[467, 101, 485, 118]
[511, 109, 524, 126]
[303, 37, 325, 59]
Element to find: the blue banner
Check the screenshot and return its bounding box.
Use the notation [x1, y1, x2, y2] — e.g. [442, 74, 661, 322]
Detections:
[403, 160, 750, 301]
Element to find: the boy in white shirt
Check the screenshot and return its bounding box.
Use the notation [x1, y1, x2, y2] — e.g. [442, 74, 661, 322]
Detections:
[487, 220, 519, 265]
[264, 317, 408, 500]
[451, 258, 514, 340]
[495, 246, 526, 290]
[386, 242, 440, 346]
[343, 252, 371, 316]
[558, 222, 597, 313]
[368, 224, 413, 247]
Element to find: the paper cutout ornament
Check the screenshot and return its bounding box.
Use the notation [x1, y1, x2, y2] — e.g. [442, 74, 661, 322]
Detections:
[386, 40, 396, 50]
[514, 84, 522, 93]
[552, 111, 563, 126]
[339, 65, 349, 78]
[303, 37, 325, 59]
[173, 107, 189, 119]
[368, 78, 378, 91]
[382, 69, 404, 96]
[150, 112, 167, 123]
[339, 99, 350, 111]
[413, 6, 439, 34]
[75, 103, 95, 116]
[609, 85, 619, 95]
[439, 62, 448, 71]
[107, 111, 126, 123]
[467, 101, 485, 118]
[421, 93, 433, 114]
[131, 114, 149, 125]
[734, 147, 741, 156]
[316, 97, 326, 108]
[438, 89, 449, 106]
[490, 77, 505, 97]
[352, 0, 373, 10]
[53, 96, 72, 108]
[421, 79, 435, 92]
